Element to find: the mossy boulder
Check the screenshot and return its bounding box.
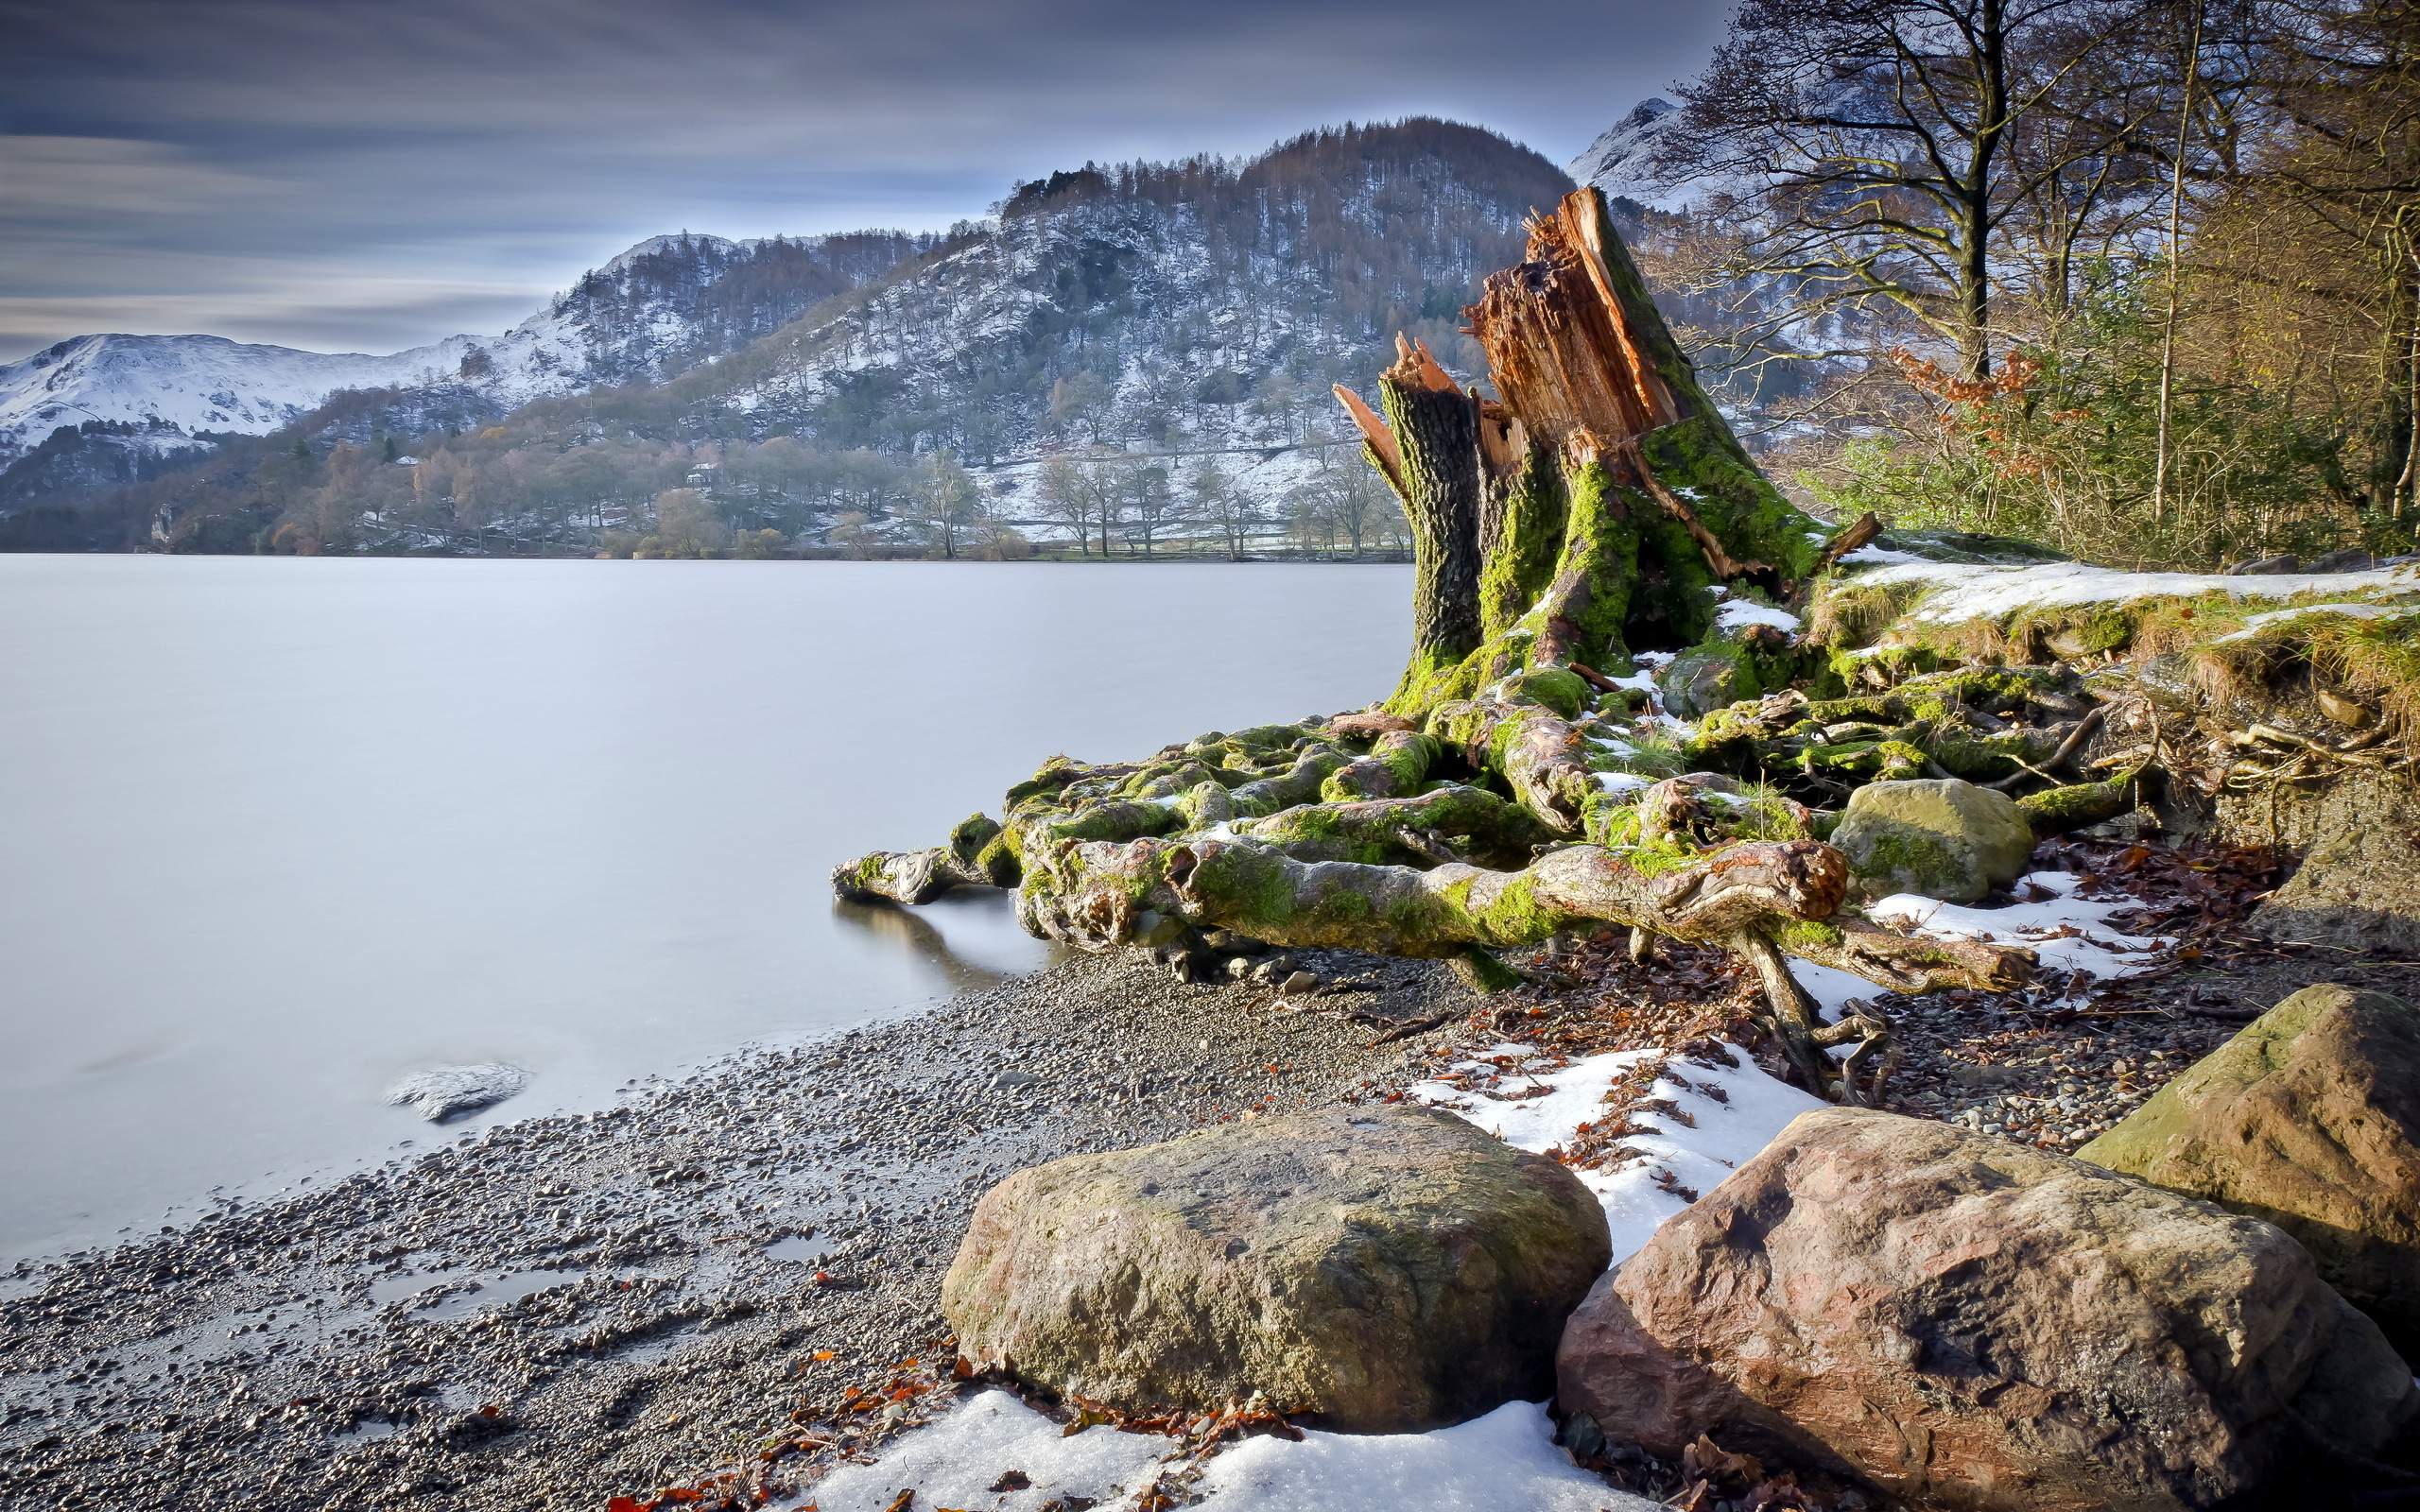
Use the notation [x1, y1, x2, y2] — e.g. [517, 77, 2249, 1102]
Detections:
[2079, 984, 2420, 1354]
[1830, 778, 2033, 903]
[942, 1105, 1611, 1432]
[1660, 624, 1803, 721]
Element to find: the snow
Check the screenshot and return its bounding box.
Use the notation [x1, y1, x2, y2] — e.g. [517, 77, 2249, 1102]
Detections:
[1195, 1400, 1656, 1511]
[1714, 599, 1801, 634]
[788, 1392, 1655, 1512]
[1864, 870, 2169, 979]
[1566, 99, 1688, 212]
[2217, 601, 2420, 640]
[787, 1389, 1168, 1511]
[1844, 558, 2420, 625]
[1409, 1040, 1824, 1266]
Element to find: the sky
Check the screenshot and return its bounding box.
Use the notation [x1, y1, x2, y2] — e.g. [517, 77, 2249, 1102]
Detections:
[0, 0, 1727, 363]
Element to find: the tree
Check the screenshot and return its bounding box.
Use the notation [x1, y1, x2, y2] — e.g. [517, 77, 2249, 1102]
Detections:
[1661, 0, 2177, 378]
[1121, 461, 1184, 557]
[1188, 456, 1261, 559]
[836, 190, 2024, 1100]
[637, 488, 729, 558]
[907, 452, 982, 559]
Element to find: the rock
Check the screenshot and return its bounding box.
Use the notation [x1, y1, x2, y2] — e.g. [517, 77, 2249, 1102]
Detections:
[942, 1105, 1610, 1432]
[2225, 553, 2303, 575]
[2316, 688, 2376, 728]
[2245, 776, 2420, 954]
[1829, 777, 2032, 902]
[1659, 624, 1801, 722]
[1558, 1108, 2416, 1512]
[384, 1063, 527, 1122]
[1276, 971, 1320, 995]
[2079, 984, 2420, 1351]
[987, 1071, 1040, 1091]
[2308, 547, 2377, 573]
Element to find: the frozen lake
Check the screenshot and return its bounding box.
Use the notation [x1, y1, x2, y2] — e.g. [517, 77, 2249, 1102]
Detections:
[0, 556, 1409, 1256]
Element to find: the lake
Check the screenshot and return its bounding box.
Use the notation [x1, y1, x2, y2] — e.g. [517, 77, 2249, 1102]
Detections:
[0, 556, 1410, 1257]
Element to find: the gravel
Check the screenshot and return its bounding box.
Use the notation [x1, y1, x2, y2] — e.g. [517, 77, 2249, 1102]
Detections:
[0, 950, 1475, 1512]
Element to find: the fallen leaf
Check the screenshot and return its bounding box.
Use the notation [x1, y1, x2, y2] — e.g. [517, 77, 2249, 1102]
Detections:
[988, 1470, 1031, 1491]
[812, 1350, 836, 1362]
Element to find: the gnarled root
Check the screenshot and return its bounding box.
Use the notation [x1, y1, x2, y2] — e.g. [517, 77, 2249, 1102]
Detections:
[1780, 916, 2036, 995]
[1014, 833, 1849, 958]
[833, 814, 1018, 904]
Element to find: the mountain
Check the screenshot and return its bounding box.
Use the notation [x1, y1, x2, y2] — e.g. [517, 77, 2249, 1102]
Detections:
[62, 118, 1576, 556]
[1566, 98, 1681, 211]
[0, 232, 938, 509]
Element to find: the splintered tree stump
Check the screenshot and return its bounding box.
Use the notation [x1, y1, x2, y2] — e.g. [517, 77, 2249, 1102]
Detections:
[838, 188, 2036, 1102]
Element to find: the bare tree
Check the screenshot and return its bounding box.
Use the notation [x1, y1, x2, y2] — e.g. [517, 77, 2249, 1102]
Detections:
[1660, 0, 2176, 378]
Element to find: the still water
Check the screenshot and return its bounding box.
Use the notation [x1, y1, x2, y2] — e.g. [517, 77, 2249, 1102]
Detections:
[0, 557, 1409, 1257]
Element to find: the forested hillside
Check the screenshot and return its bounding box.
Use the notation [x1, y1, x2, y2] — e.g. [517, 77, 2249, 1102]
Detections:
[14, 119, 1572, 558]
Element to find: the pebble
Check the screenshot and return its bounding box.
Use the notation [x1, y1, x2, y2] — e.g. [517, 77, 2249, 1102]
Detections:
[0, 948, 1473, 1511]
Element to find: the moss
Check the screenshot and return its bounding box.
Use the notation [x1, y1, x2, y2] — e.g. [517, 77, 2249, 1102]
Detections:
[1857, 826, 1965, 882]
[1776, 919, 1847, 954]
[1003, 755, 1081, 807]
[1478, 441, 1570, 642]
[2018, 770, 2142, 836]
[1046, 800, 1184, 844]
[1501, 666, 1591, 720]
[1453, 948, 1532, 993]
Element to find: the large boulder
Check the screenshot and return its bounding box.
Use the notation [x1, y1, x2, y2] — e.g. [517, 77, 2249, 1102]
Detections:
[2243, 777, 2420, 954]
[943, 1105, 1610, 1433]
[2079, 983, 2420, 1353]
[1558, 1108, 2416, 1512]
[1830, 777, 2032, 902]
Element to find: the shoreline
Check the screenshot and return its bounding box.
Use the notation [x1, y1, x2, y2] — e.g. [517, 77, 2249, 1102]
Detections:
[0, 949, 1475, 1511]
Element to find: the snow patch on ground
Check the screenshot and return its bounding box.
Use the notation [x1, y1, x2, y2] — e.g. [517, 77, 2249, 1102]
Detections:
[1846, 558, 2420, 624]
[1196, 1400, 1657, 1511]
[788, 1390, 1168, 1510]
[1409, 1041, 1824, 1265]
[1866, 870, 2169, 979]
[1714, 598, 1801, 633]
[2217, 601, 2420, 640]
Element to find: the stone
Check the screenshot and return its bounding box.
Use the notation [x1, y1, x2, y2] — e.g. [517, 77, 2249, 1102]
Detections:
[1558, 1108, 2416, 1512]
[2225, 553, 2303, 575]
[1276, 971, 1320, 995]
[1659, 624, 1801, 722]
[2079, 983, 2420, 1352]
[1829, 777, 2033, 902]
[942, 1105, 1611, 1432]
[2308, 547, 2377, 573]
[2316, 687, 2376, 728]
[2244, 775, 2420, 954]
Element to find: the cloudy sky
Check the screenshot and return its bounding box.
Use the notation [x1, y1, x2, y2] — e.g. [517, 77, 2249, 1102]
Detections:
[0, 0, 1725, 362]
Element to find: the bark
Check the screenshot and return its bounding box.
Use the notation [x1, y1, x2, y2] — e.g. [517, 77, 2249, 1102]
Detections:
[1341, 190, 1831, 713]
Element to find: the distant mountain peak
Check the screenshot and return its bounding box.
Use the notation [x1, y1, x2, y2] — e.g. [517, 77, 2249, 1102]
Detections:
[596, 233, 743, 277]
[1568, 97, 1683, 210]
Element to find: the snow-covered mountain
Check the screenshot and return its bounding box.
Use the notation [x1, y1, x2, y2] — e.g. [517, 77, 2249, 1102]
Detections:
[0, 333, 474, 465]
[1566, 98, 1683, 210]
[0, 232, 931, 474]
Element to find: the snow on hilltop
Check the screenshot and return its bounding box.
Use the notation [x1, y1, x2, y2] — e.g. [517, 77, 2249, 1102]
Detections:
[0, 333, 477, 464]
[1565, 98, 1682, 210]
[0, 232, 921, 469]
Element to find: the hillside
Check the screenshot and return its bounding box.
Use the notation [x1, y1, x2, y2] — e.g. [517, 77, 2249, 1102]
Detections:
[37, 119, 1575, 557]
[0, 232, 937, 518]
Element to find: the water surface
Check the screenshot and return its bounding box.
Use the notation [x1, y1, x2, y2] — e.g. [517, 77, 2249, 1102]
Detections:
[0, 557, 1409, 1256]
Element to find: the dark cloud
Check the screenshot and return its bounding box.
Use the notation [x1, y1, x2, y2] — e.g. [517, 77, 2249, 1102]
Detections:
[0, 0, 1722, 359]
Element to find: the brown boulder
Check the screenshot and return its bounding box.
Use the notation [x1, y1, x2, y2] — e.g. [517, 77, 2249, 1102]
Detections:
[2079, 983, 2420, 1352]
[1557, 1108, 2415, 1512]
[943, 1105, 1610, 1432]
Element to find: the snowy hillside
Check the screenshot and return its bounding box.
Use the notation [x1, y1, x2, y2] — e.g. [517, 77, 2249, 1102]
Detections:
[0, 333, 475, 465]
[0, 232, 930, 473]
[1565, 98, 1681, 209]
